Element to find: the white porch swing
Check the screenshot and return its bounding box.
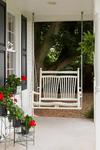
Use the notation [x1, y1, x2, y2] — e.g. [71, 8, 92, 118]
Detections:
[33, 12, 84, 110]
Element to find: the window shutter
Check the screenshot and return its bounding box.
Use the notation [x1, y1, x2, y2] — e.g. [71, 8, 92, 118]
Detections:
[21, 15, 27, 90]
[0, 0, 6, 85]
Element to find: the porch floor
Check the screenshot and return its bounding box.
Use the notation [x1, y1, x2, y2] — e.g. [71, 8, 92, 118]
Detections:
[1, 117, 95, 150]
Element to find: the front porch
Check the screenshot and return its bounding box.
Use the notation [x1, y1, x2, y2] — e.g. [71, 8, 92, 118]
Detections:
[1, 117, 95, 150]
[0, 0, 99, 149]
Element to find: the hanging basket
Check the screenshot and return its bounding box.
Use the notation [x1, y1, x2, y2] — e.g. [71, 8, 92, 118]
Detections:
[13, 119, 21, 128]
[21, 126, 29, 135]
[0, 105, 7, 117]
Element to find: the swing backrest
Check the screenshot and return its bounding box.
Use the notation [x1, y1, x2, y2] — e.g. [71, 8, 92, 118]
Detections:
[33, 68, 82, 109]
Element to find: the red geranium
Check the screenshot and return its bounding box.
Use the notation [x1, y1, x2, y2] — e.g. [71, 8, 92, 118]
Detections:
[29, 120, 36, 127]
[0, 92, 4, 101]
[21, 75, 27, 81]
[14, 98, 17, 103]
[9, 93, 13, 97]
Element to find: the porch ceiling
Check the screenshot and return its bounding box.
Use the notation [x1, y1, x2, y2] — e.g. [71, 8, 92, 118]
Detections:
[8, 0, 93, 22]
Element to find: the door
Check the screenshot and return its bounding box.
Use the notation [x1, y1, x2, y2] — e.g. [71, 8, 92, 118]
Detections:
[0, 0, 6, 85]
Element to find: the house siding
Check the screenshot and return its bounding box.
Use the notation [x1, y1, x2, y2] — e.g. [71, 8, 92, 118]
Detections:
[21, 14, 33, 114]
[0, 1, 34, 137]
[7, 2, 34, 114]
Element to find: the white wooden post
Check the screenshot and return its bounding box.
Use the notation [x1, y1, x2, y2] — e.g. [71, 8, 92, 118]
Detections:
[32, 13, 35, 115]
[77, 68, 80, 109]
[94, 13, 100, 150]
[39, 68, 42, 106]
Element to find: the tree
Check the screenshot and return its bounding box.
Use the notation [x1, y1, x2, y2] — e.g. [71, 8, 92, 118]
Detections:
[34, 21, 93, 84]
[35, 22, 62, 71]
[77, 31, 94, 65]
[77, 31, 94, 92]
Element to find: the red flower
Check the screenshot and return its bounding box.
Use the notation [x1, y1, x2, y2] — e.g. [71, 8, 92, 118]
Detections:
[29, 120, 36, 127]
[9, 93, 13, 97]
[21, 75, 27, 81]
[14, 98, 17, 103]
[0, 92, 4, 101]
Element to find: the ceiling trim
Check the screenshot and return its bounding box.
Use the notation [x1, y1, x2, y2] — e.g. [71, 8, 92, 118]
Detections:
[34, 13, 93, 22]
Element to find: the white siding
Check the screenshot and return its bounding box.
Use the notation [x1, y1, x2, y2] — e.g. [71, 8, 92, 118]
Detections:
[7, 3, 34, 114]
[0, 1, 34, 137]
[22, 14, 33, 114]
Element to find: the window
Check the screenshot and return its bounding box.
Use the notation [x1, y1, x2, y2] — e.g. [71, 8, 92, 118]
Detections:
[21, 15, 27, 90]
[7, 13, 16, 76]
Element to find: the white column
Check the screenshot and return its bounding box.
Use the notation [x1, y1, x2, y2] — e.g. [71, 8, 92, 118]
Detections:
[32, 13, 35, 115]
[94, 13, 100, 150]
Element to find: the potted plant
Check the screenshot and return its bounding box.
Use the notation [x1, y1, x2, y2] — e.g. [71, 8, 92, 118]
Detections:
[9, 104, 24, 127]
[0, 74, 37, 131]
[21, 114, 36, 134]
[0, 91, 7, 116]
[0, 86, 13, 116]
[5, 74, 21, 94]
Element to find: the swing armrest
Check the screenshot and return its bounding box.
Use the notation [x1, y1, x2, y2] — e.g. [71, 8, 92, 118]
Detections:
[37, 87, 40, 90]
[33, 87, 40, 95]
[79, 88, 82, 98]
[34, 91, 39, 95]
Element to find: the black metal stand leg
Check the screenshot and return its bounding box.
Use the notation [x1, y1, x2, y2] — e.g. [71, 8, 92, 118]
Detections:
[13, 128, 15, 146]
[4, 118, 6, 150]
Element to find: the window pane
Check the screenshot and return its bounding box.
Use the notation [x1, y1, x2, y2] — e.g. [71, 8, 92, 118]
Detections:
[8, 13, 15, 32]
[7, 52, 16, 76]
[7, 70, 13, 76]
[8, 32, 15, 50]
[7, 52, 13, 68]
[7, 13, 16, 77]
[11, 33, 15, 49]
[7, 13, 15, 50]
[8, 14, 11, 31]
[12, 15, 15, 32]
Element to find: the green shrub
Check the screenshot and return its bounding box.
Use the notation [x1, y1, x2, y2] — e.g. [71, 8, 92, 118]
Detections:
[85, 106, 94, 119]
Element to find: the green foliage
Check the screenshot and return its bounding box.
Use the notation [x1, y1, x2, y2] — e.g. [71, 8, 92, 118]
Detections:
[85, 106, 94, 119]
[8, 104, 24, 120]
[5, 74, 21, 93]
[77, 31, 94, 64]
[0, 75, 23, 119]
[47, 48, 60, 63]
[22, 115, 34, 129]
[0, 75, 36, 127]
[40, 23, 51, 45]
[44, 29, 79, 67]
[35, 21, 93, 70]
[0, 86, 13, 107]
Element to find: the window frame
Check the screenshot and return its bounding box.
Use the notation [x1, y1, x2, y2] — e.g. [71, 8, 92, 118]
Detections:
[6, 12, 16, 77]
